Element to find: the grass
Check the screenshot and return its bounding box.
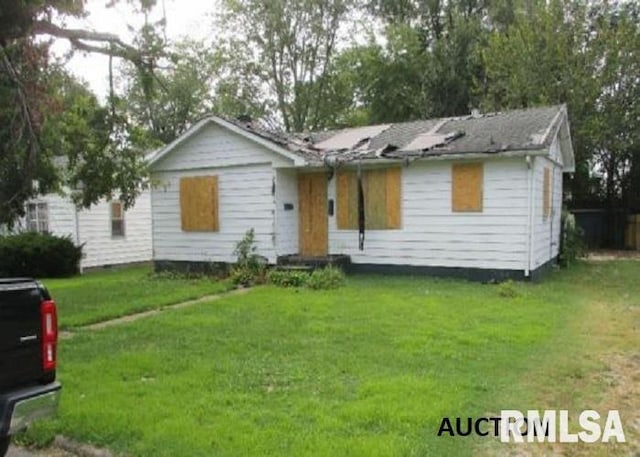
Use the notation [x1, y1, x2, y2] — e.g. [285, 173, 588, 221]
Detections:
[23, 261, 640, 456]
[43, 266, 232, 328]
[476, 260, 640, 456]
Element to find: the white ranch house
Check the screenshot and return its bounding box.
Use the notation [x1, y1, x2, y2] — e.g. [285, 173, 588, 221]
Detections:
[148, 105, 574, 281]
[17, 191, 152, 270]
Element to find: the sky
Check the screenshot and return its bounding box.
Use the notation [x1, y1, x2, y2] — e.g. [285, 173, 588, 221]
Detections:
[52, 0, 217, 99]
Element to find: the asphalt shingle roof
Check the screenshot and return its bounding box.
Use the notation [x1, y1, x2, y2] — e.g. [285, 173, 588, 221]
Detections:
[435, 105, 561, 154]
[228, 104, 566, 163]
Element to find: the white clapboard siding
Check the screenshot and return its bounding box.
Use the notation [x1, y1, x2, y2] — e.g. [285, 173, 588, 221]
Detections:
[530, 155, 563, 270]
[7, 191, 152, 269]
[550, 136, 564, 259]
[77, 190, 153, 268]
[4, 193, 78, 240]
[151, 122, 292, 172]
[152, 164, 277, 263]
[552, 165, 562, 258]
[40, 193, 78, 241]
[274, 169, 299, 256]
[327, 158, 530, 271]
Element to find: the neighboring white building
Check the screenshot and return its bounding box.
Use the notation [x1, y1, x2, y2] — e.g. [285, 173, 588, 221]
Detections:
[148, 105, 575, 281]
[18, 191, 152, 270]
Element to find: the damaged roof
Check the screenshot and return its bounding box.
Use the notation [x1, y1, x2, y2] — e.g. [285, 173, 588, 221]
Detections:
[225, 104, 568, 165]
[150, 104, 572, 169]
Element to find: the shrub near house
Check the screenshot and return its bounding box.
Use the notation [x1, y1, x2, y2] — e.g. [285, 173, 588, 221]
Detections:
[0, 232, 82, 277]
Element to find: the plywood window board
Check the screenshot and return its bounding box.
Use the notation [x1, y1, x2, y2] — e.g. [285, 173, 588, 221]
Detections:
[452, 163, 483, 212]
[180, 176, 219, 232]
[336, 167, 401, 230]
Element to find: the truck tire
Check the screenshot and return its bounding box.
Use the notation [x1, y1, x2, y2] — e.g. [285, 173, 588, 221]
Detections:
[0, 436, 9, 457]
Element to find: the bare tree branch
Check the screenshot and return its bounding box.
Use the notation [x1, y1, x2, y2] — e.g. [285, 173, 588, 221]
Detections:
[31, 20, 140, 60]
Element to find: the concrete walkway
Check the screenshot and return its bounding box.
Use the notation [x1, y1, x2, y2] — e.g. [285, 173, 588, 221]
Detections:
[7, 445, 74, 457]
[60, 287, 250, 339]
[7, 435, 114, 457]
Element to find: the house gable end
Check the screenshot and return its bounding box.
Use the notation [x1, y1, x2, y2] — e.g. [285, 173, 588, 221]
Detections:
[150, 118, 302, 172]
[557, 119, 575, 172]
[542, 108, 575, 173]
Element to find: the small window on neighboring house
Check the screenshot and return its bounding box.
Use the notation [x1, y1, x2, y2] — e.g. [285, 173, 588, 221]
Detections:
[111, 201, 125, 237]
[543, 167, 552, 219]
[336, 167, 402, 230]
[27, 202, 49, 233]
[180, 176, 219, 231]
[452, 163, 483, 212]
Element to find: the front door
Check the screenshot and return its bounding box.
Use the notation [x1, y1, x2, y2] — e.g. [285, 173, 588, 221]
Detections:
[298, 173, 328, 256]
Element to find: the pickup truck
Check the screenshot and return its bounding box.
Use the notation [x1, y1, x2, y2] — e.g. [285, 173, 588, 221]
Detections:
[0, 279, 61, 457]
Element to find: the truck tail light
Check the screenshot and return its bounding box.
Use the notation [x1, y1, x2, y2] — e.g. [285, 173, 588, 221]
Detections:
[40, 300, 58, 371]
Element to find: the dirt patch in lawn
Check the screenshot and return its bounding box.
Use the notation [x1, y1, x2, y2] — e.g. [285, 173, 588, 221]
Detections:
[477, 296, 640, 456]
[587, 250, 640, 261]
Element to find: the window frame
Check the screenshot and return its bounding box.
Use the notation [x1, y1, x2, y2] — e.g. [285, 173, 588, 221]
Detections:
[110, 200, 126, 237]
[26, 202, 49, 233]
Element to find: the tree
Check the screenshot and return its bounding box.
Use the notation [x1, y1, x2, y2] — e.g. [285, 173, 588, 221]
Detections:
[0, 39, 58, 225]
[215, 0, 354, 132]
[333, 0, 492, 125]
[0, 0, 165, 226]
[120, 39, 217, 144]
[479, 0, 598, 207]
[583, 3, 640, 213]
[478, 0, 640, 217]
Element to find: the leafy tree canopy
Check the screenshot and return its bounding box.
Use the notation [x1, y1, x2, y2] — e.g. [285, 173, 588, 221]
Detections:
[0, 0, 162, 226]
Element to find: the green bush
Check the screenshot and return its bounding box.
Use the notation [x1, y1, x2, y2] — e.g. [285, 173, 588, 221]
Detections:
[560, 210, 586, 267]
[0, 232, 83, 278]
[229, 266, 256, 287]
[496, 279, 520, 298]
[231, 229, 266, 285]
[306, 266, 346, 290]
[268, 269, 309, 287]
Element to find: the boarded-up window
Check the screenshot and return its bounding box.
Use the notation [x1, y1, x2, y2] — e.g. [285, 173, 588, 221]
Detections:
[452, 163, 483, 212]
[336, 167, 401, 230]
[110, 201, 125, 237]
[180, 176, 219, 232]
[543, 167, 552, 219]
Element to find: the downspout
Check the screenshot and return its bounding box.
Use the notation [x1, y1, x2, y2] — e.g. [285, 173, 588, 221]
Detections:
[525, 155, 534, 278]
[74, 205, 83, 275]
[357, 161, 365, 251]
[549, 176, 554, 261]
[271, 172, 277, 264]
[149, 185, 156, 271]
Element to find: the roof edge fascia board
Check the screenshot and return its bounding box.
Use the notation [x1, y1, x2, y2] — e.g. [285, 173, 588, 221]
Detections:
[541, 106, 575, 173]
[539, 105, 566, 146]
[297, 148, 550, 168]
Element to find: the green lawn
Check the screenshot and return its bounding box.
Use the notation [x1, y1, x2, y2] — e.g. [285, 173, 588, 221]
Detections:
[24, 262, 640, 456]
[43, 266, 232, 328]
